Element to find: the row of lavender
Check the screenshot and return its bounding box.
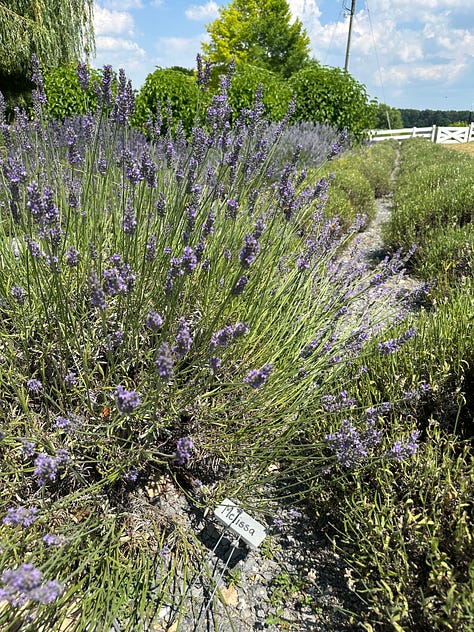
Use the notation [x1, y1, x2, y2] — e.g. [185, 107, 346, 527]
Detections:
[0, 59, 418, 629]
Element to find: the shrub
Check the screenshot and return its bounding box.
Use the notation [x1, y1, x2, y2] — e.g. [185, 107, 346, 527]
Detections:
[305, 141, 398, 230]
[289, 62, 377, 140]
[419, 224, 473, 284]
[134, 67, 199, 135]
[321, 162, 376, 227]
[352, 140, 398, 197]
[43, 63, 101, 119]
[331, 425, 474, 631]
[261, 120, 352, 178]
[308, 268, 474, 630]
[228, 63, 293, 121]
[0, 61, 414, 630]
[384, 138, 474, 287]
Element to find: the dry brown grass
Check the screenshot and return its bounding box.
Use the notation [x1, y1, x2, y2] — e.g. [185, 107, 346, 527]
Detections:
[445, 141, 474, 157]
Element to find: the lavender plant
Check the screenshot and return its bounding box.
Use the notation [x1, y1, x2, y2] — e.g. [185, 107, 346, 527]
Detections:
[0, 58, 414, 630]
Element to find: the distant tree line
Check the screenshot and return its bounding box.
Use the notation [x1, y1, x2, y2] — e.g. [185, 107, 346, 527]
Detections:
[399, 109, 473, 127]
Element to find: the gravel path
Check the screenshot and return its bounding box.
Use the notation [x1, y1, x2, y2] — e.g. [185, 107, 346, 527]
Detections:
[141, 483, 366, 632]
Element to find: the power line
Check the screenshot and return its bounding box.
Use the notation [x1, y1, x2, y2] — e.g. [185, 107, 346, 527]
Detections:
[365, 0, 390, 121]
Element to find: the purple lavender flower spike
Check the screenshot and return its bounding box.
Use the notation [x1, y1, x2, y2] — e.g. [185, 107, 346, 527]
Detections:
[114, 385, 141, 414]
[173, 318, 192, 359]
[244, 364, 273, 389]
[253, 216, 266, 239]
[176, 437, 194, 465]
[326, 419, 383, 468]
[89, 271, 106, 309]
[0, 564, 63, 607]
[21, 440, 36, 458]
[156, 343, 174, 382]
[196, 54, 212, 88]
[182, 246, 197, 274]
[25, 237, 41, 259]
[123, 199, 137, 235]
[202, 212, 215, 236]
[66, 247, 80, 267]
[155, 193, 166, 217]
[27, 378, 42, 394]
[97, 156, 107, 175]
[66, 127, 81, 165]
[77, 61, 90, 91]
[11, 285, 26, 305]
[99, 64, 114, 108]
[210, 323, 249, 349]
[146, 309, 164, 331]
[112, 68, 135, 125]
[232, 275, 249, 296]
[379, 327, 417, 355]
[239, 233, 260, 267]
[390, 430, 420, 461]
[141, 151, 158, 188]
[3, 506, 38, 527]
[146, 235, 157, 261]
[34, 453, 59, 486]
[103, 255, 136, 295]
[124, 469, 139, 483]
[43, 534, 66, 547]
[226, 198, 239, 219]
[378, 338, 400, 355]
[209, 357, 221, 372]
[322, 391, 357, 413]
[31, 55, 47, 107]
[55, 415, 72, 430]
[26, 181, 42, 219]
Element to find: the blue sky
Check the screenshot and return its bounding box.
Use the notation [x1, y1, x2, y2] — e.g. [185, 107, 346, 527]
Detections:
[91, 0, 474, 112]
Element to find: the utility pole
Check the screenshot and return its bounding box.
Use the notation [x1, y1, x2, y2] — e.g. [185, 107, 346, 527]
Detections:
[344, 0, 357, 71]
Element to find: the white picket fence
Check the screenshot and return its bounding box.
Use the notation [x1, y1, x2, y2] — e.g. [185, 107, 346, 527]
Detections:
[368, 123, 474, 144]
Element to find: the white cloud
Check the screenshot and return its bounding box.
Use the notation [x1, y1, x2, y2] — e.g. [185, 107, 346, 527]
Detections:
[96, 36, 145, 53]
[92, 2, 148, 87]
[185, 1, 219, 21]
[382, 60, 465, 85]
[99, 0, 143, 9]
[93, 5, 135, 36]
[154, 34, 209, 68]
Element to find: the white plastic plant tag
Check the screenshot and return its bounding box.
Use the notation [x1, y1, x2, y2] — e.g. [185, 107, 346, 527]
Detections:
[214, 498, 267, 549]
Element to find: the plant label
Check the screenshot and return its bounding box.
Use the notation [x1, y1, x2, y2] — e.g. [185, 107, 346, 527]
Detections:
[214, 498, 267, 549]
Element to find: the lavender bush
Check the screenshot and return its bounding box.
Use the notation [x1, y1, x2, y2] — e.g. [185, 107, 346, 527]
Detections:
[0, 58, 416, 629]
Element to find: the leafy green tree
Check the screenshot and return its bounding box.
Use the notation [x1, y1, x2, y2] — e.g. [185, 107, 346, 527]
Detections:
[0, 1, 95, 114]
[289, 62, 377, 139]
[374, 103, 403, 130]
[203, 0, 310, 78]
